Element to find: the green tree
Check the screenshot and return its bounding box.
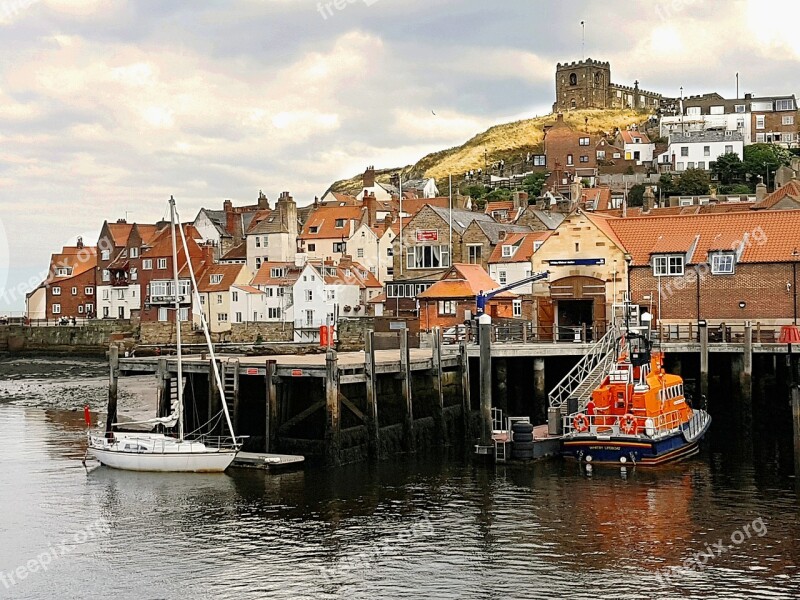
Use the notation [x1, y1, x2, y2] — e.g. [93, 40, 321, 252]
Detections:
[675, 168, 710, 195]
[464, 185, 488, 200]
[743, 143, 792, 186]
[521, 173, 547, 198]
[712, 152, 745, 185]
[627, 183, 646, 207]
[658, 172, 676, 195]
[484, 187, 513, 202]
[719, 183, 753, 195]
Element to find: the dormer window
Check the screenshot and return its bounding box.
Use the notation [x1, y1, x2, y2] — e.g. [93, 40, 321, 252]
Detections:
[710, 253, 735, 275]
[270, 268, 285, 278]
[55, 267, 71, 277]
[130, 247, 139, 258]
[210, 274, 223, 284]
[309, 226, 319, 234]
[501, 245, 515, 258]
[653, 255, 684, 276]
[335, 219, 345, 228]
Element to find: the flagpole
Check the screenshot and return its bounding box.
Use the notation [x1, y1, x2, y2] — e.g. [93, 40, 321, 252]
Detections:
[399, 174, 403, 276]
[448, 174, 453, 266]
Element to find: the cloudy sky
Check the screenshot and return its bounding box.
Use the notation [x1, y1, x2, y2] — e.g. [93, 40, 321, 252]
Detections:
[1, 0, 798, 311]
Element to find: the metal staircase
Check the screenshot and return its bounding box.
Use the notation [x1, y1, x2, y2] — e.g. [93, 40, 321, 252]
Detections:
[222, 359, 239, 432]
[548, 325, 621, 414]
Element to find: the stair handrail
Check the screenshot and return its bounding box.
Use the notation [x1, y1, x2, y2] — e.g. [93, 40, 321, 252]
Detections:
[548, 325, 621, 409]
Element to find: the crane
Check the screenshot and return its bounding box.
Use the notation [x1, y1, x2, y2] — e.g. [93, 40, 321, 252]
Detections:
[476, 271, 550, 316]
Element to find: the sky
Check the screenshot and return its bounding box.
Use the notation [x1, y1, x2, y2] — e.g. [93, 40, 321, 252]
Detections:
[1, 0, 799, 312]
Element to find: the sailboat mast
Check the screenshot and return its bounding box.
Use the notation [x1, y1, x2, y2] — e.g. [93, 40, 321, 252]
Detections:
[168, 196, 185, 441]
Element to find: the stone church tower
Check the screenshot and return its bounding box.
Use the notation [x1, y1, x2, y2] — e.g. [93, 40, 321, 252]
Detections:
[554, 58, 612, 112]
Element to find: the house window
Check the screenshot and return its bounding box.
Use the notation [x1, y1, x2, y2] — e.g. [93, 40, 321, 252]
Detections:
[216, 294, 223, 304]
[85, 287, 94, 295]
[131, 247, 140, 259]
[579, 137, 590, 146]
[783, 115, 794, 125]
[102, 270, 110, 282]
[52, 286, 61, 296]
[776, 99, 795, 111]
[85, 303, 93, 314]
[704, 146, 710, 156]
[513, 299, 522, 317]
[116, 289, 125, 300]
[157, 258, 167, 269]
[676, 162, 685, 171]
[498, 270, 507, 285]
[76, 305, 83, 314]
[265, 288, 274, 297]
[680, 146, 689, 157]
[569, 73, 577, 86]
[71, 287, 77, 295]
[698, 161, 705, 170]
[613, 152, 621, 159]
[335, 219, 345, 228]
[596, 150, 606, 160]
[179, 308, 188, 322]
[130, 267, 138, 281]
[438, 300, 457, 315]
[756, 133, 765, 143]
[687, 107, 701, 116]
[143, 259, 152, 270]
[533, 241, 544, 252]
[502, 245, 514, 258]
[52, 303, 61, 314]
[305, 290, 313, 302]
[262, 236, 268, 247]
[711, 253, 735, 275]
[200, 295, 205, 304]
[255, 237, 261, 247]
[102, 289, 110, 300]
[467, 245, 482, 264]
[235, 312, 243, 323]
[533, 155, 546, 166]
[333, 242, 345, 253]
[268, 307, 281, 319]
[218, 313, 228, 322]
[408, 245, 451, 269]
[55, 267, 70, 276]
[255, 258, 262, 269]
[326, 290, 335, 301]
[688, 162, 695, 169]
[270, 268, 284, 278]
[653, 255, 684, 276]
[232, 291, 239, 302]
[579, 155, 589, 163]
[735, 104, 745, 113]
[566, 154, 574, 166]
[210, 274, 223, 284]
[158, 307, 168, 322]
[357, 248, 364, 258]
[756, 115, 765, 129]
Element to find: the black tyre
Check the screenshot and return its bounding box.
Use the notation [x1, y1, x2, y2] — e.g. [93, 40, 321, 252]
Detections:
[513, 433, 533, 443]
[512, 449, 534, 460]
[513, 441, 534, 451]
[512, 422, 533, 434]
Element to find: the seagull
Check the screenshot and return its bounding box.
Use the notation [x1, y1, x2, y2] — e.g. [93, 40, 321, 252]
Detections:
[431, 110, 436, 116]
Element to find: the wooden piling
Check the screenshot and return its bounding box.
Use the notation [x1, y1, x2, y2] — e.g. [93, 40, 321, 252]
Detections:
[265, 359, 278, 452]
[534, 357, 546, 421]
[364, 331, 379, 458]
[460, 342, 471, 442]
[431, 327, 445, 443]
[105, 345, 119, 436]
[325, 349, 341, 465]
[742, 322, 753, 403]
[699, 322, 709, 400]
[479, 320, 492, 447]
[156, 357, 169, 418]
[792, 386, 800, 477]
[399, 329, 415, 452]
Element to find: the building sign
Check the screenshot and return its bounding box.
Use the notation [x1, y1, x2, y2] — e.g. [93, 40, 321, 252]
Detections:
[415, 229, 439, 242]
[291, 369, 303, 377]
[246, 368, 261, 375]
[389, 321, 407, 330]
[546, 258, 606, 266]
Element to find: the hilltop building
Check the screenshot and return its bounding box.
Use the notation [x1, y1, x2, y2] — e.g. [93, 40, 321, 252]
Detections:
[553, 58, 662, 112]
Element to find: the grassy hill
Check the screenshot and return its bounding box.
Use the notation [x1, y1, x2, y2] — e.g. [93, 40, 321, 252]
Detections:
[330, 108, 654, 194]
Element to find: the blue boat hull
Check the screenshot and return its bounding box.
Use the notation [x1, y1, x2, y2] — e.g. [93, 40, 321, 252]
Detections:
[561, 430, 702, 466]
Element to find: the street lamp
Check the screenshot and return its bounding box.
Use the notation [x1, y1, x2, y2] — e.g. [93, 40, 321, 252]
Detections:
[793, 248, 799, 325]
[624, 252, 633, 330]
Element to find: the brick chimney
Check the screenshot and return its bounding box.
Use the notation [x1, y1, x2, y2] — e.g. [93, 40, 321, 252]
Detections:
[257, 191, 269, 209]
[363, 191, 377, 226]
[756, 178, 767, 201]
[513, 191, 529, 210]
[224, 200, 237, 237]
[383, 213, 393, 232]
[363, 165, 376, 189]
[76, 236, 84, 249]
[201, 242, 215, 265]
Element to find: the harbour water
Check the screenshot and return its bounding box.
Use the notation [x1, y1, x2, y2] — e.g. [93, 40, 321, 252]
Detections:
[1, 355, 799, 599]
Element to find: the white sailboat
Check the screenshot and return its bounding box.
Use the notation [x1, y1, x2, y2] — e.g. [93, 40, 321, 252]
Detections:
[87, 196, 240, 472]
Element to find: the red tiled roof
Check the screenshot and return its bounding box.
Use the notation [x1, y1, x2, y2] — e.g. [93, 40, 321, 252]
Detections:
[251, 262, 301, 286]
[221, 242, 247, 260]
[583, 212, 626, 250]
[488, 231, 551, 263]
[485, 201, 514, 214]
[107, 222, 134, 246]
[418, 264, 516, 300]
[48, 246, 98, 283]
[397, 197, 451, 215]
[619, 130, 651, 144]
[597, 203, 755, 217]
[196, 263, 246, 293]
[581, 187, 612, 211]
[608, 209, 800, 265]
[233, 284, 264, 295]
[753, 180, 800, 210]
[368, 292, 387, 304]
[299, 205, 364, 240]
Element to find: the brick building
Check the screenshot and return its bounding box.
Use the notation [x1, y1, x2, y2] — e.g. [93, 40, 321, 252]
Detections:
[42, 239, 98, 320]
[553, 58, 662, 112]
[417, 264, 517, 331]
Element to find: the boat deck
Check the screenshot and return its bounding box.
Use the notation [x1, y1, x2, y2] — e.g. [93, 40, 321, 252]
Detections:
[232, 452, 305, 470]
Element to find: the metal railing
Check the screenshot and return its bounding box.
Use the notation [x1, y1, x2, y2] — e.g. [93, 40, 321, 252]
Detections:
[562, 407, 695, 439]
[548, 325, 620, 411]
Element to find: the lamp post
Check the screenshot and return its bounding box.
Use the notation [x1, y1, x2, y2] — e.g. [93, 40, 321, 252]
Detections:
[624, 252, 632, 331]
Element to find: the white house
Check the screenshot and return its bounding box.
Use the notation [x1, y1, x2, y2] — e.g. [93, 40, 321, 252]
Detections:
[230, 284, 268, 324]
[245, 192, 299, 272]
[251, 261, 301, 323]
[617, 130, 655, 165]
[194, 263, 252, 333]
[487, 232, 550, 295]
[346, 222, 397, 282]
[657, 131, 745, 173]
